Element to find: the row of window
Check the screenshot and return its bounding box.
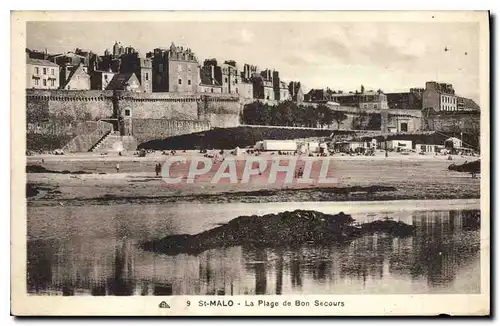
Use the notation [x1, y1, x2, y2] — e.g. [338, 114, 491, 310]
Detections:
[33, 79, 56, 87]
[362, 104, 378, 109]
[441, 105, 457, 111]
[442, 96, 456, 104]
[34, 67, 55, 76]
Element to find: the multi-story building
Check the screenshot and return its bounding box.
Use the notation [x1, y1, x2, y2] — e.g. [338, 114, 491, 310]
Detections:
[239, 64, 257, 99]
[288, 81, 304, 103]
[252, 69, 274, 100]
[199, 67, 222, 94]
[112, 41, 125, 59]
[26, 57, 60, 89]
[60, 62, 91, 90]
[148, 43, 200, 93]
[221, 60, 240, 94]
[422, 81, 457, 112]
[120, 51, 152, 93]
[386, 88, 424, 111]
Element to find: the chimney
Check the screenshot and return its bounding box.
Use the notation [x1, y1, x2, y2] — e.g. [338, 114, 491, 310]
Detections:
[210, 65, 215, 81]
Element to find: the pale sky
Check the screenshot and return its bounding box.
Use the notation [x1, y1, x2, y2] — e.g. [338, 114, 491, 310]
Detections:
[27, 21, 480, 102]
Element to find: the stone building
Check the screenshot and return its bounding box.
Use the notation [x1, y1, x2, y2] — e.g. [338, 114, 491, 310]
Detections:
[199, 67, 222, 94]
[120, 52, 152, 93]
[60, 62, 91, 90]
[422, 81, 457, 112]
[239, 64, 257, 99]
[271, 71, 290, 101]
[148, 43, 200, 93]
[252, 69, 274, 100]
[112, 41, 125, 59]
[385, 88, 424, 111]
[26, 57, 60, 89]
[90, 70, 116, 90]
[288, 81, 304, 103]
[221, 60, 240, 95]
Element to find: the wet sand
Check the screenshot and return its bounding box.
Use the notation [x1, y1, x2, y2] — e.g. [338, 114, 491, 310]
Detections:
[26, 152, 481, 206]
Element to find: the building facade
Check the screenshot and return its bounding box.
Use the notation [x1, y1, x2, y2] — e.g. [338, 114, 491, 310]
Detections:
[149, 43, 200, 93]
[60, 62, 91, 90]
[26, 57, 60, 89]
[120, 52, 153, 93]
[106, 72, 143, 92]
[423, 81, 457, 112]
[221, 61, 240, 94]
[90, 70, 116, 90]
[386, 88, 424, 111]
[288, 81, 304, 103]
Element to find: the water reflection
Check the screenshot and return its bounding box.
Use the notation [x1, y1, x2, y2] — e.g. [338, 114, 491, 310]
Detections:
[27, 208, 481, 295]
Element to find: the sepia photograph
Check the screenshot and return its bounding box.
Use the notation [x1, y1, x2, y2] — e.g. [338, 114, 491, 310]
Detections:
[11, 10, 490, 316]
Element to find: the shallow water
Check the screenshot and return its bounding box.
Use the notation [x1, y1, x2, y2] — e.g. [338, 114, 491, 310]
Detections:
[27, 199, 481, 295]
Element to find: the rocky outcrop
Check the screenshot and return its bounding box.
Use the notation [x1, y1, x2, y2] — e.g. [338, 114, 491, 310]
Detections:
[141, 209, 415, 256]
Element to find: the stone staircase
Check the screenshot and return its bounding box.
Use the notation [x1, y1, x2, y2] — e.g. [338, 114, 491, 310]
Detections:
[91, 131, 138, 153]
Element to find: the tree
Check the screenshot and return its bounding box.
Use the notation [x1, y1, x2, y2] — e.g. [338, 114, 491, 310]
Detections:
[317, 104, 334, 128]
[331, 111, 348, 130]
[242, 101, 268, 125]
[352, 111, 369, 130]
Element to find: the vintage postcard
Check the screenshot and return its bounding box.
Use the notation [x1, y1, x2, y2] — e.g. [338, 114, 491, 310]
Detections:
[11, 11, 490, 316]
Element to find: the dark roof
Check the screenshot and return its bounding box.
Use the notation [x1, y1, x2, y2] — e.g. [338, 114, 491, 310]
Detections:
[106, 72, 138, 90]
[26, 58, 59, 67]
[200, 69, 221, 86]
[62, 64, 89, 88]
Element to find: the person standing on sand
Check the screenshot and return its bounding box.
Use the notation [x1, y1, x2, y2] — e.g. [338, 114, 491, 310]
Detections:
[116, 163, 120, 173]
[155, 163, 162, 177]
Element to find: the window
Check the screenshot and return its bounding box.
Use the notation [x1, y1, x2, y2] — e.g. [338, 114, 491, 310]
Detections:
[236, 88, 238, 94]
[104, 75, 108, 81]
[211, 88, 214, 93]
[51, 68, 54, 75]
[145, 72, 149, 81]
[50, 80, 55, 86]
[43, 79, 46, 86]
[178, 79, 182, 85]
[235, 79, 238, 84]
[124, 109, 131, 117]
[43, 68, 47, 75]
[363, 104, 367, 109]
[34, 79, 39, 86]
[225, 77, 228, 83]
[188, 79, 191, 85]
[374, 104, 377, 109]
[34, 67, 39, 75]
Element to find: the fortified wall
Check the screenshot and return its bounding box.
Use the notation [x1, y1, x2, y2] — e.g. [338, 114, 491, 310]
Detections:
[422, 111, 480, 134]
[26, 89, 241, 151]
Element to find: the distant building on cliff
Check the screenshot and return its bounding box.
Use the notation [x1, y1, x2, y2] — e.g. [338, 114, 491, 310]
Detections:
[239, 64, 256, 99]
[148, 43, 200, 93]
[423, 81, 479, 113]
[26, 57, 60, 89]
[423, 81, 457, 112]
[288, 81, 304, 103]
[386, 88, 424, 111]
[252, 69, 275, 100]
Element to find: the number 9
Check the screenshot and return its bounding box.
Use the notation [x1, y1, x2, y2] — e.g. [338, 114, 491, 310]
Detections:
[187, 300, 191, 306]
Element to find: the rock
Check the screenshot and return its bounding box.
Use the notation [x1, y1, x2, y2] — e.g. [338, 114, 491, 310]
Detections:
[141, 209, 415, 256]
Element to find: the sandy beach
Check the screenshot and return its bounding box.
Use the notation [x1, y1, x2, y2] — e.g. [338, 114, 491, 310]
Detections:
[26, 150, 480, 206]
